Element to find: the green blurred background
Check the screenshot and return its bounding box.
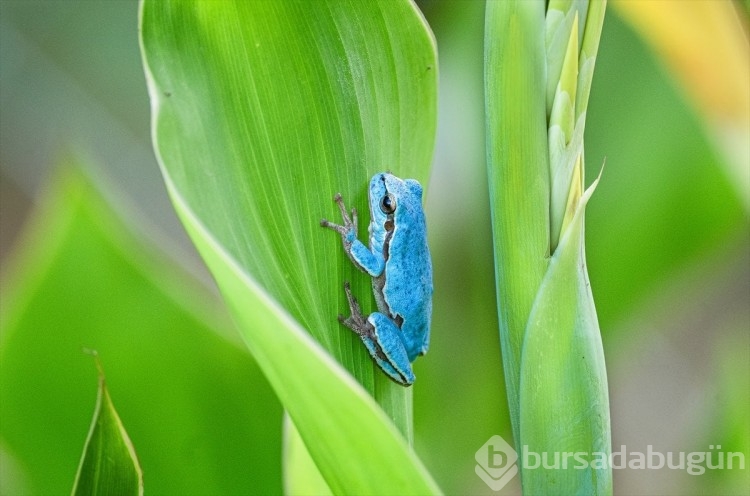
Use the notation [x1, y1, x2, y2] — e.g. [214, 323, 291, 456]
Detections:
[1, 1, 747, 495]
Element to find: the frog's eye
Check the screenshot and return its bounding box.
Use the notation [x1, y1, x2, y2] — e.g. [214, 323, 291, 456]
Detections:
[380, 193, 396, 214]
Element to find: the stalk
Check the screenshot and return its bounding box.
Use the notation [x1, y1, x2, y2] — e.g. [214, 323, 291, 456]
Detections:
[485, 0, 611, 493]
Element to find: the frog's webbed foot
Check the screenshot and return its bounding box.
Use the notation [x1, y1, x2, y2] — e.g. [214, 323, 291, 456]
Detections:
[338, 281, 371, 336]
[338, 282, 415, 386]
[320, 193, 357, 241]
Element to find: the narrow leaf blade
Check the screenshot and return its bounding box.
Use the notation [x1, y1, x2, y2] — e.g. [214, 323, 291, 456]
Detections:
[484, 0, 551, 444]
[72, 364, 143, 496]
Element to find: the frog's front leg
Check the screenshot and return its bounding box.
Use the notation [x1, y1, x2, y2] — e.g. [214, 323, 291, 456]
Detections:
[320, 194, 384, 277]
[338, 282, 415, 386]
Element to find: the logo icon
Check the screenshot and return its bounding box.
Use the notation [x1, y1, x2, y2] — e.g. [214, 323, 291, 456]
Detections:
[475, 435, 519, 491]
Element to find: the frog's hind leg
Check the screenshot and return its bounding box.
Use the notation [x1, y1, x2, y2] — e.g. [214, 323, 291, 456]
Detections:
[338, 283, 415, 386]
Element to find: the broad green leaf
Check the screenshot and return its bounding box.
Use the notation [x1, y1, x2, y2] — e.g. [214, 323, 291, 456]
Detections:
[139, 0, 436, 436]
[0, 167, 282, 495]
[484, 0, 550, 444]
[139, 0, 438, 491]
[519, 183, 612, 494]
[72, 360, 143, 496]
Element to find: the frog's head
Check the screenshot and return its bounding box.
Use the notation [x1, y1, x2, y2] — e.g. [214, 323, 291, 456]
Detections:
[368, 172, 424, 229]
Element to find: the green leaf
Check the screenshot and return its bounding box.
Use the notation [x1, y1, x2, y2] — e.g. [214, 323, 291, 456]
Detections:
[484, 0, 550, 444]
[139, 0, 439, 492]
[548, 13, 582, 250]
[0, 167, 282, 495]
[72, 359, 143, 496]
[545, 0, 586, 114]
[519, 182, 612, 494]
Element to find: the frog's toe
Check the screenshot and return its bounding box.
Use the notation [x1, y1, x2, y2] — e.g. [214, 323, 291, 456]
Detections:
[320, 218, 337, 229]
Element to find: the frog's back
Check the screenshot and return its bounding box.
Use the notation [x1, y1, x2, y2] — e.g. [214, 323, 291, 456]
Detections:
[383, 212, 432, 360]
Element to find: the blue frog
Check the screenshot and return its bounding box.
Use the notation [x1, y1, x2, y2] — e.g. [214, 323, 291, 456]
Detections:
[321, 172, 432, 386]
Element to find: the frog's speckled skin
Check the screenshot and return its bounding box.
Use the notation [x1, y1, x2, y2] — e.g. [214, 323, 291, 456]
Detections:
[320, 173, 432, 386]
